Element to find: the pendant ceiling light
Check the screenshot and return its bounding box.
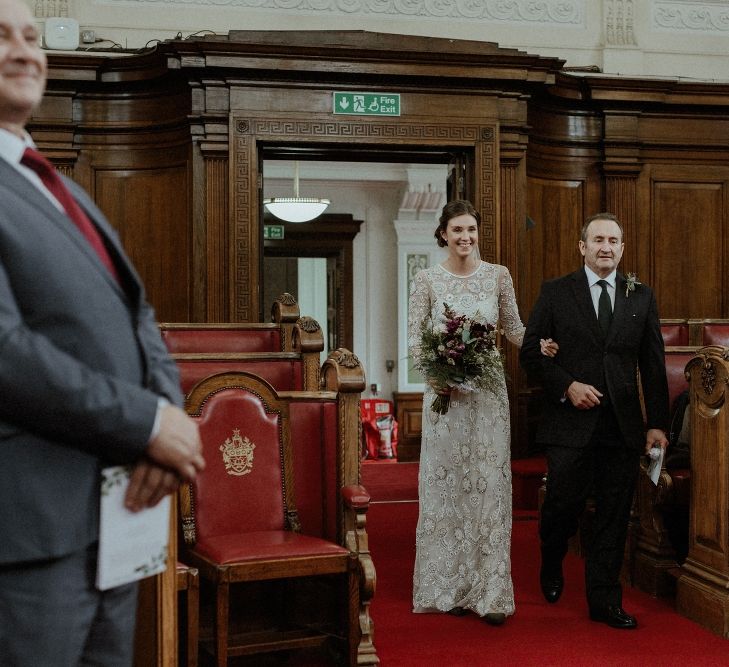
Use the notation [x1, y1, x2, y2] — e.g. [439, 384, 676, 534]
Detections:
[263, 161, 330, 223]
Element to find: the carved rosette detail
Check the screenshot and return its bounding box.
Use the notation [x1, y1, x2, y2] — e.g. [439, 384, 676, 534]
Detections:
[236, 120, 249, 133]
[297, 316, 321, 333]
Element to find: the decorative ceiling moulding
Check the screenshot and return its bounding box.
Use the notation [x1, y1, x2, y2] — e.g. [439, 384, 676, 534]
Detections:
[101, 0, 585, 25]
[653, 1, 729, 32]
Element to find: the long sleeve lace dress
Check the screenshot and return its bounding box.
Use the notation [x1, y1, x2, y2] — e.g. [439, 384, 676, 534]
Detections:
[408, 261, 525, 617]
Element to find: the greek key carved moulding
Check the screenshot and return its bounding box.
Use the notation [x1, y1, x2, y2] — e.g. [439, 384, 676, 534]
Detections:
[231, 117, 498, 318]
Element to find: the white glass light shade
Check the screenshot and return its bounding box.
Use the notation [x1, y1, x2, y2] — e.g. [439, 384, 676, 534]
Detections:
[263, 197, 330, 223]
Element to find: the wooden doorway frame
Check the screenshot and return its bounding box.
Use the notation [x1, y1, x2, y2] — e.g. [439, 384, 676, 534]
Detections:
[230, 115, 499, 322]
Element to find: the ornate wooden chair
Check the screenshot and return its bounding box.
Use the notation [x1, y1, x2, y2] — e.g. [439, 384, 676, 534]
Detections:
[180, 360, 377, 666]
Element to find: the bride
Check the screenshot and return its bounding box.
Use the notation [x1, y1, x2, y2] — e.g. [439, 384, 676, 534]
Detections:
[407, 199, 555, 624]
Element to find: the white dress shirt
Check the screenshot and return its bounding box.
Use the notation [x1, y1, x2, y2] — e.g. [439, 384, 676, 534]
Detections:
[584, 265, 616, 316]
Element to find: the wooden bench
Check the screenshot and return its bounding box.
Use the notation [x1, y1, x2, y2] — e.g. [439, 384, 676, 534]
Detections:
[161, 312, 325, 394]
[677, 346, 729, 637]
[633, 346, 698, 597]
[160, 293, 300, 353]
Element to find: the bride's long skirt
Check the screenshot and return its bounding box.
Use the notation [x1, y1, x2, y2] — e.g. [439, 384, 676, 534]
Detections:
[412, 379, 514, 617]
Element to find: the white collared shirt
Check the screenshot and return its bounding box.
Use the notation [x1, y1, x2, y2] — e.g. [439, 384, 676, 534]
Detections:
[584, 265, 616, 317]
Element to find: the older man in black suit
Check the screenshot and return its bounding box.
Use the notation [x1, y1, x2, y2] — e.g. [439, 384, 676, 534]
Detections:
[520, 212, 669, 629]
[0, 1, 204, 664]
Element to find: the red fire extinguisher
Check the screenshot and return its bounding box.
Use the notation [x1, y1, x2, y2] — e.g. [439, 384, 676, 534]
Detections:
[360, 398, 398, 460]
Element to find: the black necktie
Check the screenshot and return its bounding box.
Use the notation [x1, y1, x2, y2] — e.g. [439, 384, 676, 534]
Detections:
[597, 280, 612, 337]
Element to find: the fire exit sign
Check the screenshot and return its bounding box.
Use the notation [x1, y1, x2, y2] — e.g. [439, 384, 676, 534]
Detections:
[333, 92, 401, 116]
[264, 225, 284, 240]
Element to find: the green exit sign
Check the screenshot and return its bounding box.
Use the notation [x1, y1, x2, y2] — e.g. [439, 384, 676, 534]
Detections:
[264, 224, 284, 240]
[333, 92, 401, 116]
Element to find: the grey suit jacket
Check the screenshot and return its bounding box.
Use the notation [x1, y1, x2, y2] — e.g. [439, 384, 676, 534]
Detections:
[520, 268, 669, 451]
[0, 159, 183, 564]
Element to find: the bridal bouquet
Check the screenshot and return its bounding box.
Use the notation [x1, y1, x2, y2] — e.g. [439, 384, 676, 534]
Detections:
[416, 303, 503, 415]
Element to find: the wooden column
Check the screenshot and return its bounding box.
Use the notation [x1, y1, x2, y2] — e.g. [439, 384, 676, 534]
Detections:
[500, 128, 529, 458]
[677, 346, 729, 637]
[188, 79, 231, 322]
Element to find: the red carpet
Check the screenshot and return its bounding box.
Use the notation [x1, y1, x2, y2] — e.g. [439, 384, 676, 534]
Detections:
[362, 460, 419, 502]
[367, 500, 729, 666]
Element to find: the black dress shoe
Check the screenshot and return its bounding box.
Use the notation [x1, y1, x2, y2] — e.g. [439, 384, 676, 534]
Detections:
[447, 607, 468, 617]
[484, 612, 506, 626]
[589, 605, 637, 629]
[539, 566, 563, 604]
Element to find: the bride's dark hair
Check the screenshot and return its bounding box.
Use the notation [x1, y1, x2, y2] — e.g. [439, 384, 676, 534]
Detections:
[434, 199, 481, 247]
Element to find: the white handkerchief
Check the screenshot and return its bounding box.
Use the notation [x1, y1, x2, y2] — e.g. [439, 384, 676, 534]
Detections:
[96, 466, 170, 591]
[647, 447, 665, 486]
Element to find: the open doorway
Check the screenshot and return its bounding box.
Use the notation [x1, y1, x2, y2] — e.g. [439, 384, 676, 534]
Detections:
[261, 151, 471, 388]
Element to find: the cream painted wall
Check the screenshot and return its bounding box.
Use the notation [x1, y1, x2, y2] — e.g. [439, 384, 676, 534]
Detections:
[32, 0, 729, 81]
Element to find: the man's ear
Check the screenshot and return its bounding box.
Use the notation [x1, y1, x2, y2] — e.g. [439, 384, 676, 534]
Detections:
[578, 240, 586, 257]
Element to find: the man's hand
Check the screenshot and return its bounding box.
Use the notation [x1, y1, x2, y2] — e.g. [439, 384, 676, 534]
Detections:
[566, 381, 603, 409]
[147, 404, 205, 482]
[124, 459, 179, 512]
[540, 338, 559, 358]
[645, 428, 669, 454]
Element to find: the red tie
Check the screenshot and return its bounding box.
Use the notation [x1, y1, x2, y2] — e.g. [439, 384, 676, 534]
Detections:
[21, 147, 121, 285]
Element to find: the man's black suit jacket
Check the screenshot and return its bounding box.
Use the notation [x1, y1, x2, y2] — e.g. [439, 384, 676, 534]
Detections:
[520, 268, 669, 450]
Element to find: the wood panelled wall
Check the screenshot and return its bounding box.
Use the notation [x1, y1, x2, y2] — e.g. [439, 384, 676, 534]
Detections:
[521, 74, 729, 323]
[34, 34, 729, 458]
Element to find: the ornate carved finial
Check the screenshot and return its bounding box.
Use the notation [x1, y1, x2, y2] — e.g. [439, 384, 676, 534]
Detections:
[297, 316, 321, 333]
[276, 293, 297, 307]
[330, 348, 361, 369]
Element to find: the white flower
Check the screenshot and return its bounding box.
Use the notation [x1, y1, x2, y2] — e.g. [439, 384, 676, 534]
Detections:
[625, 272, 642, 297]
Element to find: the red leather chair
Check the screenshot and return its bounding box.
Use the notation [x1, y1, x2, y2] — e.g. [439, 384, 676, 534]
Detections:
[180, 370, 375, 666]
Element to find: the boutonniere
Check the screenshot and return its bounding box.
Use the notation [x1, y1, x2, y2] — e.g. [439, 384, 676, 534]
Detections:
[625, 272, 642, 297]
